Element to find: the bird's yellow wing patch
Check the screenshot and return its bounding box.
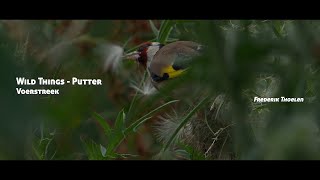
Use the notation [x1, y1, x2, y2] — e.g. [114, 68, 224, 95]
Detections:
[161, 66, 187, 79]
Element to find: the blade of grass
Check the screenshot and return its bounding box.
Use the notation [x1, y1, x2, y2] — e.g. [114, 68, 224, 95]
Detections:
[92, 112, 112, 135]
[126, 70, 148, 121]
[166, 38, 179, 43]
[125, 99, 180, 133]
[114, 109, 126, 131]
[132, 116, 153, 132]
[81, 137, 104, 160]
[122, 36, 133, 49]
[149, 20, 159, 37]
[125, 38, 157, 53]
[162, 96, 209, 152]
[104, 110, 126, 156]
[270, 21, 282, 38]
[157, 20, 175, 44]
[32, 144, 42, 160]
[105, 132, 124, 157]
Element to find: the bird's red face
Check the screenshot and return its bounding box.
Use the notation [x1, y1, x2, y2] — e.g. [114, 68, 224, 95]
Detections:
[136, 42, 152, 67]
[123, 42, 163, 68]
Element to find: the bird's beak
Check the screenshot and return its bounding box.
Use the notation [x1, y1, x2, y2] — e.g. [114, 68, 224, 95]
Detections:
[122, 51, 140, 61]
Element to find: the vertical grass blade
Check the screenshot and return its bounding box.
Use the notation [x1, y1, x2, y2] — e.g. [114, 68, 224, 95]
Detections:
[157, 20, 175, 44]
[149, 20, 159, 37]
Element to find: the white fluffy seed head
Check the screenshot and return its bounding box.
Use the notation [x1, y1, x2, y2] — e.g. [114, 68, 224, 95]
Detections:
[98, 43, 124, 72]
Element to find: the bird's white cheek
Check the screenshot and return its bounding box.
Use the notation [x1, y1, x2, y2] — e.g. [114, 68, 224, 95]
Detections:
[146, 46, 160, 62]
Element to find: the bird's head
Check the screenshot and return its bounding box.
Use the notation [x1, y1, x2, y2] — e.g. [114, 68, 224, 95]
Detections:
[123, 42, 164, 68]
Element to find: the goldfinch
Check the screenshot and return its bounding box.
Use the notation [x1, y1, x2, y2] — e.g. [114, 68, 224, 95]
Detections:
[124, 41, 203, 88]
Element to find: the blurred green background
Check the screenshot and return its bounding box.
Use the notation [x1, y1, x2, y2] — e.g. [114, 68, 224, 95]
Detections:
[1, 20, 320, 160]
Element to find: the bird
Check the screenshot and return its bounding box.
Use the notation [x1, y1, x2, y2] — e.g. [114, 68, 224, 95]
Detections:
[123, 41, 204, 91]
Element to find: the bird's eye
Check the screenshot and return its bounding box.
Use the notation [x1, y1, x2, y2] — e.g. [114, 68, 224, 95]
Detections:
[138, 46, 145, 52]
[138, 42, 153, 52]
[138, 45, 148, 52]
